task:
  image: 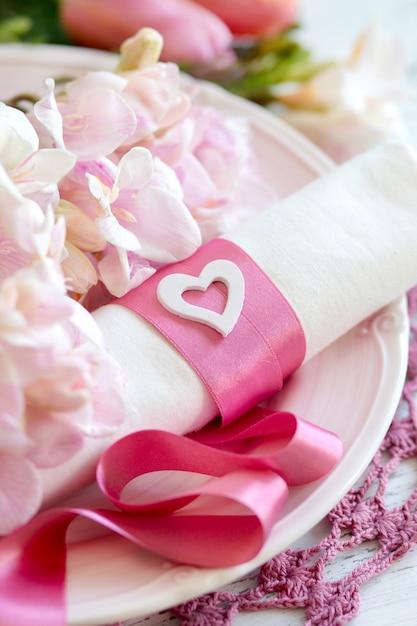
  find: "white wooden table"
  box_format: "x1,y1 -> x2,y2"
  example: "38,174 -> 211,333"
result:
124,2 -> 417,624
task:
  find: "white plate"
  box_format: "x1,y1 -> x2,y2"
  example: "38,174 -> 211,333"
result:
0,44 -> 409,626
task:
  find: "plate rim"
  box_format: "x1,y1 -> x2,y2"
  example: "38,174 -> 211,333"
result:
0,43 -> 409,626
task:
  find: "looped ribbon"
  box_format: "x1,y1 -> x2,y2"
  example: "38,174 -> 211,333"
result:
0,407 -> 342,626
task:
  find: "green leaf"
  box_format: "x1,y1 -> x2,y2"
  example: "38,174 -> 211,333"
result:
0,0 -> 71,44
184,27 -> 332,105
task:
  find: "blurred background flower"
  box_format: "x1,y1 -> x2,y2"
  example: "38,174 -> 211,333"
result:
274,21 -> 412,162
60,0 -> 233,64
59,0 -> 298,64
0,0 -> 297,63
0,1 -> 413,168
0,0 -> 414,222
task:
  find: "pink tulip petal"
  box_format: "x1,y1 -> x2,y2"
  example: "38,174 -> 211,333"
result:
60,0 -> 232,63
194,0 -> 297,37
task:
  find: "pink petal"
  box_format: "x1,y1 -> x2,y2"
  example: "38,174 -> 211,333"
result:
194,0 -> 297,37
33,78 -> 65,149
98,246 -> 155,296
20,149 -> 76,187
62,88 -> 137,160
60,0 -> 232,63
173,152 -> 217,209
25,407 -> 84,468
131,185 -> 201,262
61,242 -> 98,295
0,165 -> 45,253
88,353 -> 127,435
0,454 -> 42,534
115,147 -> 154,190
65,70 -> 128,99
0,227 -> 32,281
96,211 -> 142,251
0,353 -> 25,430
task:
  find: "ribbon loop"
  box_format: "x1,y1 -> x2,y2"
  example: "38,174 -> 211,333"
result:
0,409 -> 342,626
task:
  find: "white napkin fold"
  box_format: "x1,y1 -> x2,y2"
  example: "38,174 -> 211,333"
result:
41,140 -> 417,506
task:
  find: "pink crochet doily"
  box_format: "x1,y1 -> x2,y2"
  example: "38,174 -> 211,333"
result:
112,286 -> 417,626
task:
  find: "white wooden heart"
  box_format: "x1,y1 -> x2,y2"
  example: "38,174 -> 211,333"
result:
156,259 -> 245,336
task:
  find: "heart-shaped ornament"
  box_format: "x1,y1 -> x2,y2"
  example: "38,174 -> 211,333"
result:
156,259 -> 245,336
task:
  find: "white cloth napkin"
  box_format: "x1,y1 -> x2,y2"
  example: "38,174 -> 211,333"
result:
40,140 -> 417,505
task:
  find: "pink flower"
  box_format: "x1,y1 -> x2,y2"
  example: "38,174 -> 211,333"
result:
0,258 -> 126,533
60,0 -> 233,64
278,22 -> 411,162
117,58 -> 191,149
0,104 -> 74,284
83,146 -> 202,295
0,167 -> 45,255
33,75 -> 137,161
0,227 -> 32,282
152,104 -> 277,240
0,103 -> 75,253
192,0 -> 297,38
0,29 -> 279,534
60,0 -> 299,63
0,169 -> 65,275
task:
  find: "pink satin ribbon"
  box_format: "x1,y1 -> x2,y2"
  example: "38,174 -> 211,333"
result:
117,238 -> 306,424
0,408 -> 342,626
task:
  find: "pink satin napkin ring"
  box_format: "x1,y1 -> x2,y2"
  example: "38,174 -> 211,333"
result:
117,238 -> 306,423
0,239 -> 343,626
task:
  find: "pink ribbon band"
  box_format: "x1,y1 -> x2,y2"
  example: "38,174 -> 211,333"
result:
117,238 -> 306,424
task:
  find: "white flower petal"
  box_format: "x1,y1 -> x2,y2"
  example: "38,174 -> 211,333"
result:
115,146 -> 154,189
23,148 -> 76,186
135,186 -> 201,262
0,103 -> 39,169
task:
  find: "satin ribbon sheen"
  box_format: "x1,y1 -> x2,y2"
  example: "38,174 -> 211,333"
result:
116,238 -> 306,423
0,408 -> 342,626
0,240 -> 343,625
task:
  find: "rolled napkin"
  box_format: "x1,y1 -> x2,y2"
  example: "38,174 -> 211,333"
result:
40,139 -> 417,505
